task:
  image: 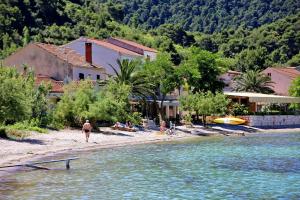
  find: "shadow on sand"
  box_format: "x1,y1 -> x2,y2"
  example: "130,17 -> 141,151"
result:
0,137 -> 46,145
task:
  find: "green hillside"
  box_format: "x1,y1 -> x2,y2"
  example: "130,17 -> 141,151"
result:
1,0 -> 300,70
109,0 -> 300,33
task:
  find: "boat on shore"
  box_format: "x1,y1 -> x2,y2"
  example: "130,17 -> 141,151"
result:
213,117 -> 246,125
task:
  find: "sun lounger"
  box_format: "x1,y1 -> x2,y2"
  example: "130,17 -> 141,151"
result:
111,125 -> 137,132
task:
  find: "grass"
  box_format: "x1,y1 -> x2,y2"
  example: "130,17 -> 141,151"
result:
0,121 -> 48,140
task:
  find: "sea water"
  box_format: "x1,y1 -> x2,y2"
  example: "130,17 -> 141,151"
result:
1,133 -> 300,200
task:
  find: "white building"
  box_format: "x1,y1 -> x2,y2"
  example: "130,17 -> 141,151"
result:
64,37 -> 157,76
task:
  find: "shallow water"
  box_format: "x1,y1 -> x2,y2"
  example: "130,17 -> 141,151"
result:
1,133 -> 300,200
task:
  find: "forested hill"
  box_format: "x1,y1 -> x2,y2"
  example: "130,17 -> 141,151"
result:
1,0 -> 300,69
108,0 -> 300,33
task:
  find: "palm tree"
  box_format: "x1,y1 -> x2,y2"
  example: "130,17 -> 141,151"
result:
108,59 -> 155,98
233,70 -> 274,94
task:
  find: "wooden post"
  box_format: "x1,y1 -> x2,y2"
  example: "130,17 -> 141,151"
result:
0,157 -> 78,170
66,159 -> 70,169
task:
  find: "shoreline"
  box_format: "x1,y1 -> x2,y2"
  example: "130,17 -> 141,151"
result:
0,128 -> 200,177
1,127 -> 300,177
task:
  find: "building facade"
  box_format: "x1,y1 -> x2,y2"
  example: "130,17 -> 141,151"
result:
262,67 -> 300,96
3,43 -> 106,82
64,37 -> 157,76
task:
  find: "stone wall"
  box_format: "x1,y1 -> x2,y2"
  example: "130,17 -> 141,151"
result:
247,115 -> 300,127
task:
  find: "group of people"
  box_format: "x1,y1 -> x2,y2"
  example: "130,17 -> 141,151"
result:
160,120 -> 176,135
114,121 -> 133,128
82,119 -> 176,142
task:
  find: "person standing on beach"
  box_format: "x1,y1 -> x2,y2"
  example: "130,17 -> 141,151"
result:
82,120 -> 92,142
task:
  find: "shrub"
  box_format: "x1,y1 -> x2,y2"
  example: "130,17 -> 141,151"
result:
8,121 -> 48,133
0,67 -> 34,124
230,103 -> 249,116
127,112 -> 142,125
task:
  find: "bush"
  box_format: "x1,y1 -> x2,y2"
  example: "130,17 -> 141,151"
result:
8,121 -> 48,133
53,80 -> 136,128
127,112 -> 142,125
230,103 -> 249,116
0,67 -> 34,124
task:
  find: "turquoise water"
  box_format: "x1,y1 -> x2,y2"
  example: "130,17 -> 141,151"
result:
1,133 -> 300,200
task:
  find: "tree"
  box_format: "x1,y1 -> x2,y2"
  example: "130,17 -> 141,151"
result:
53,80 -> 135,127
236,47 -> 268,72
109,59 -> 155,98
22,26 -> 30,46
179,91 -> 229,127
288,77 -> 300,110
287,53 -> 300,67
143,53 -> 180,120
233,70 -> 274,94
89,81 -> 131,123
0,67 -> 34,124
156,24 -> 195,47
180,47 -> 225,93
32,82 -> 51,126
53,80 -> 96,127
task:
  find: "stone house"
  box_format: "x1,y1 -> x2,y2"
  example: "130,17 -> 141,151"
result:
2,43 -> 106,82
2,42 -> 106,97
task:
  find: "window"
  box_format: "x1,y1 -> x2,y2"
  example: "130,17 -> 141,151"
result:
96,75 -> 100,80
79,73 -> 84,80
267,73 -> 271,77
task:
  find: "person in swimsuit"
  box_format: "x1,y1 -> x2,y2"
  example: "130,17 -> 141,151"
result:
82,120 -> 92,142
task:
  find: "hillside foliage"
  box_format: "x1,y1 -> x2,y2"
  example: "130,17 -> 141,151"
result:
111,0 -> 300,33
1,0 -> 299,71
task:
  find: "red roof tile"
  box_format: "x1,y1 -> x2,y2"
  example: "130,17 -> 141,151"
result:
270,67 -> 300,79
109,37 -> 158,53
35,43 -> 104,69
84,38 -> 141,56
35,76 -> 64,93
35,76 -> 100,94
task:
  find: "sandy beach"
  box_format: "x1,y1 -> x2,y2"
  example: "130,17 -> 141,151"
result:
0,128 -> 198,170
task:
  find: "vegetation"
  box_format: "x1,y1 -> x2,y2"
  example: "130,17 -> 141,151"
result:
233,70 -> 274,94
1,1 -> 300,71
230,103 -> 249,116
0,67 -> 36,124
109,59 -> 155,98
179,92 -> 229,127
179,47 -> 227,93
0,67 -> 49,138
143,53 -> 181,120
52,79 -> 140,128
0,0 -> 299,134
289,77 -> 300,109
116,0 -> 300,33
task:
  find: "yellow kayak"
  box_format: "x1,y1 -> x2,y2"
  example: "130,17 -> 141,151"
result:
213,117 -> 246,125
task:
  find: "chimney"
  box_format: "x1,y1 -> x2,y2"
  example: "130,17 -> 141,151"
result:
85,42 -> 92,63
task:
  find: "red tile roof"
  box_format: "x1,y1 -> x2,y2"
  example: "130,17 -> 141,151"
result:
35,43 -> 104,69
110,37 -> 158,53
270,67 -> 300,79
84,38 -> 141,56
35,76 -> 100,94
35,76 -> 64,93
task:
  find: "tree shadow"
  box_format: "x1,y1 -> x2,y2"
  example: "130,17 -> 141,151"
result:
1,137 -> 46,145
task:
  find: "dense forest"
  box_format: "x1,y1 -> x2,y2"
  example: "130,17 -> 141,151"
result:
109,0 -> 300,33
1,0 -> 300,71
